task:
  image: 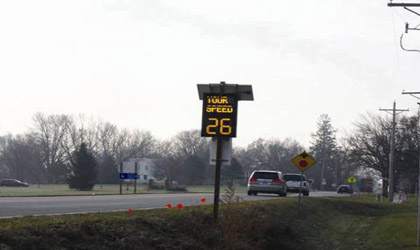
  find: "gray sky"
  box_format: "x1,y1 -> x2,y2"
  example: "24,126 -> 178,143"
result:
0,0 -> 419,147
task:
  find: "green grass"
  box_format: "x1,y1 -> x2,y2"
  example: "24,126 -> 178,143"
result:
312,195 -> 419,250
0,184 -> 168,197
0,184 -> 247,197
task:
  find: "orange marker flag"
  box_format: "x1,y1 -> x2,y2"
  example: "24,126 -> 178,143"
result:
128,208 -> 134,216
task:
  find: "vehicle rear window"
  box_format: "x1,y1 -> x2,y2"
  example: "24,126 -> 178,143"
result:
251,172 -> 279,179
284,175 -> 306,181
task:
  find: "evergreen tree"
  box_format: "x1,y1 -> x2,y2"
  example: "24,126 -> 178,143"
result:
67,143 -> 97,191
308,114 -> 338,190
182,155 -> 206,185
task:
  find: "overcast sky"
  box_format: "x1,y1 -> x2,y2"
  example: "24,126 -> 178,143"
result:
0,0 -> 420,148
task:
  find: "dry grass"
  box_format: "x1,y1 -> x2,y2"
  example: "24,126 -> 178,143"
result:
0,195 -> 417,249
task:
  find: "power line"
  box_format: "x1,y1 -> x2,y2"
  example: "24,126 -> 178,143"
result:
400,33 -> 420,52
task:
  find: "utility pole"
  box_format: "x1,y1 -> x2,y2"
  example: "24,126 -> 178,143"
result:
388,2 -> 420,7
387,2 -> 420,16
380,101 -> 409,203
387,2 -> 420,52
386,2 -> 420,242
402,91 -> 420,246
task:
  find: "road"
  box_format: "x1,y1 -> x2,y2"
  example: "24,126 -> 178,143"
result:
0,191 -> 346,218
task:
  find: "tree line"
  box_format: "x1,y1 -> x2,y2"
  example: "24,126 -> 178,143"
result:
0,112 -> 418,195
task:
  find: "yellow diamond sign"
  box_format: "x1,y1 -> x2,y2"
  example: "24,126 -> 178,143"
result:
291,151 -> 316,172
347,177 -> 357,184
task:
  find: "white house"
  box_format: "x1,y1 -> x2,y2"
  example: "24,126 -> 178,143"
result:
121,158 -> 156,184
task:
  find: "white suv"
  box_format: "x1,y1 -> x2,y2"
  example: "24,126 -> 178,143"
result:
283,173 -> 310,196
247,170 -> 287,197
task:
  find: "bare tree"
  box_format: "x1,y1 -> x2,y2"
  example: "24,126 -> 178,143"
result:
238,138 -> 304,175
0,134 -> 44,184
347,113 -> 420,194
62,114 -> 101,161
162,130 -> 210,184
31,113 -> 73,183
346,113 -> 391,195
172,130 -> 209,158
119,129 -> 156,160
97,122 -> 122,158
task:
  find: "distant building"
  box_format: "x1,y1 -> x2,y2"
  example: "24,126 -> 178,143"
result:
121,158 -> 156,184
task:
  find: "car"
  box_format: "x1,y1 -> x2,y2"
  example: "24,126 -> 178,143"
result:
0,179 -> 29,187
283,173 -> 310,196
247,170 -> 287,197
337,185 -> 353,194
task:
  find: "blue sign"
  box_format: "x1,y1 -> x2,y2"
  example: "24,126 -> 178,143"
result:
119,173 -> 139,180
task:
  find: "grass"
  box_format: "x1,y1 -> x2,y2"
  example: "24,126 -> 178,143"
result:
0,184 -> 248,197
0,194 -> 419,249
312,195 -> 419,250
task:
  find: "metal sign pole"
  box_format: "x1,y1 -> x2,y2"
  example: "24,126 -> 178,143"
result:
119,162 -> 123,195
298,171 -> 304,209
213,138 -> 223,221
213,83 -> 226,221
134,162 -> 138,194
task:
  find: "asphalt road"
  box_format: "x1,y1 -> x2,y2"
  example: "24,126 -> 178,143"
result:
0,191 -> 346,218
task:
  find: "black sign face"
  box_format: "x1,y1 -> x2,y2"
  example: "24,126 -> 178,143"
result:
201,93 -> 238,138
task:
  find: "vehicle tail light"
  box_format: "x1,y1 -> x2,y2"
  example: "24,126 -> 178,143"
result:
272,179 -> 282,183
249,177 -> 257,182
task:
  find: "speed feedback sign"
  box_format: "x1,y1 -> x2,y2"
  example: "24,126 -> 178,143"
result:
201,93 -> 238,138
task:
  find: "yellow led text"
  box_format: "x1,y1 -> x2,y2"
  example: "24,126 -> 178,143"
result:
206,105 -> 233,113
207,96 -> 229,104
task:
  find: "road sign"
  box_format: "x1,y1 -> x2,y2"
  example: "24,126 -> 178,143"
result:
347,176 -> 357,184
198,82 -> 254,221
119,173 -> 139,180
210,138 -> 232,166
201,93 -> 238,138
291,151 -> 316,172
